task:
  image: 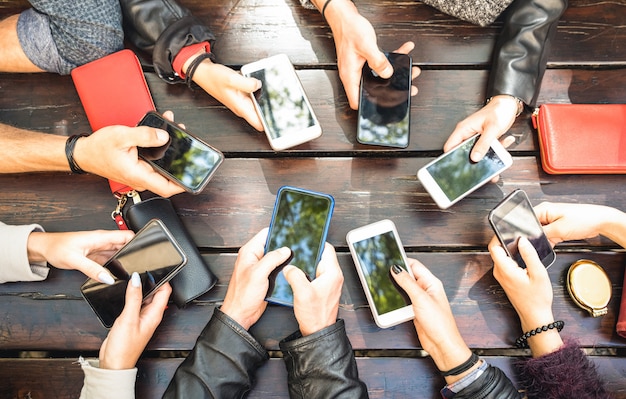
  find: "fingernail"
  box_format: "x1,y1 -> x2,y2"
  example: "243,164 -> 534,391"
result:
380,65 -> 393,78
278,247 -> 291,256
156,129 -> 169,142
470,151 -> 483,162
254,79 -> 262,90
391,264 -> 404,274
98,271 -> 115,285
131,272 -> 141,288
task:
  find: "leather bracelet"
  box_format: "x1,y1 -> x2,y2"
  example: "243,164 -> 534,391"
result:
321,0 -> 334,19
515,320 -> 564,348
185,52 -> 215,89
65,134 -> 88,174
440,352 -> 480,377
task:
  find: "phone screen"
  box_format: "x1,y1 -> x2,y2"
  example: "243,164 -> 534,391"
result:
425,135 -> 508,202
351,231 -> 410,315
247,57 -> 316,140
489,189 -> 555,268
81,219 -> 187,328
138,112 -> 224,193
357,52 -> 411,148
265,186 -> 334,305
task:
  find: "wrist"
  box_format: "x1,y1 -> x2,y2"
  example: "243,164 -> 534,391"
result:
26,232 -> 48,263
319,0 -> 357,26
486,94 -> 524,117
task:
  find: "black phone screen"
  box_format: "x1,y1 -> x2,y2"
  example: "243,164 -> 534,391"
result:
81,219 -> 186,328
352,231 -> 410,315
265,186 -> 334,305
489,190 -> 555,268
138,112 -> 223,193
357,52 -> 411,148
426,135 -> 508,202
248,59 -> 316,140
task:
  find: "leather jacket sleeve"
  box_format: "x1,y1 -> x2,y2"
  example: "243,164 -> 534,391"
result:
279,319 -> 369,399
454,363 -> 523,399
161,308 -> 269,399
486,0 -> 568,107
118,0 -> 215,83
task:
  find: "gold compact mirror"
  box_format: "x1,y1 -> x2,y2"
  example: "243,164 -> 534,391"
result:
567,260 -> 612,317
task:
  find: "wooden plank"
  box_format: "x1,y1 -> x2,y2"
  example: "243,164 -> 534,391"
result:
0,355 -> 624,399
1,157 -> 625,249
1,252 -> 623,351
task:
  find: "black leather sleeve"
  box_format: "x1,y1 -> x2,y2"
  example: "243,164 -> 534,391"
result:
162,308 -> 268,398
119,0 -> 216,83
454,364 -> 523,399
279,320 -> 369,399
486,0 -> 568,107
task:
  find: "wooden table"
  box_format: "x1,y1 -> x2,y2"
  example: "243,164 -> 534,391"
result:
1,0 -> 625,397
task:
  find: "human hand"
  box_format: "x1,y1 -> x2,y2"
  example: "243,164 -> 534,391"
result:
99,273 -> 171,370
489,236 -> 563,356
444,95 -> 519,162
534,202 -> 626,247
221,228 -> 292,330
186,56 -> 264,131
390,260 -> 472,376
283,243 -> 343,336
73,111 -> 185,197
27,229 -> 134,284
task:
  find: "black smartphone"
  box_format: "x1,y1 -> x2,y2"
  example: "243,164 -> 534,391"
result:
80,219 -> 187,328
264,186 -> 335,306
357,52 -> 412,148
489,189 -> 556,269
137,111 -> 224,194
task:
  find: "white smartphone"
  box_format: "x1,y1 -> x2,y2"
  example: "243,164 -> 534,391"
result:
346,219 -> 414,329
417,134 -> 513,209
241,54 -> 322,150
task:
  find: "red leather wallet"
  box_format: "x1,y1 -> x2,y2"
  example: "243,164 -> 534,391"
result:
71,49 -> 157,196
618,270 -> 626,338
532,104 -> 626,174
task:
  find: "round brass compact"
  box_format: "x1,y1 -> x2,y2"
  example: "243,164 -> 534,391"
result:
566,260 -> 612,317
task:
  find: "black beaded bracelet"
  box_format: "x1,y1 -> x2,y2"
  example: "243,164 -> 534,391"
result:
515,320 -> 564,348
440,352 -> 480,377
65,134 -> 88,174
185,51 -> 216,89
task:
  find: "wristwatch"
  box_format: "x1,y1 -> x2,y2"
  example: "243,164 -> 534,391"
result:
567,260 -> 612,317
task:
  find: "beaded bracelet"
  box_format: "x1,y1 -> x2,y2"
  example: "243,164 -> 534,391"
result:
515,320 -> 564,348
440,352 -> 480,377
65,134 -> 88,174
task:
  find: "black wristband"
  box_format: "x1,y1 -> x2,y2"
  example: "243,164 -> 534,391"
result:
185,52 -> 215,89
515,320 -> 564,348
321,0 -> 334,19
440,352 -> 480,377
65,134 -> 88,174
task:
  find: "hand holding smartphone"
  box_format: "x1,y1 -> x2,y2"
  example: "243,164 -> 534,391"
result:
347,219 -> 414,328
357,52 -> 412,148
241,54 -> 322,150
264,186 -> 334,306
137,111 -> 224,194
489,189 -> 556,268
417,134 -> 513,209
81,219 -> 187,328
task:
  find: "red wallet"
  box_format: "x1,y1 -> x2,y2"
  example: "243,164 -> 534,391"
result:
618,270 -> 626,339
533,104 -> 626,174
71,49 -> 157,196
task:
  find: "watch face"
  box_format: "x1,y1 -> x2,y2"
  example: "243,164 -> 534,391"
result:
567,260 -> 612,317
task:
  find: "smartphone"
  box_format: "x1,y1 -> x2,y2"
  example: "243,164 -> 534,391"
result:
81,219 -> 187,328
137,111 -> 224,194
489,189 -> 556,269
241,54 -> 322,151
346,219 -> 414,328
264,186 -> 335,306
357,52 -> 412,148
417,134 -> 513,209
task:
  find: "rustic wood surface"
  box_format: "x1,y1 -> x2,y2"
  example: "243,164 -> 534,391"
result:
1,0 -> 625,397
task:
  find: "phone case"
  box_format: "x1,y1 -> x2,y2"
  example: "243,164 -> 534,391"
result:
124,197 -> 218,308
71,49 -> 157,194
533,104 -> 626,174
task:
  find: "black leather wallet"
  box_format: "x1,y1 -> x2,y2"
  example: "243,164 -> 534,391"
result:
124,196 -> 217,308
